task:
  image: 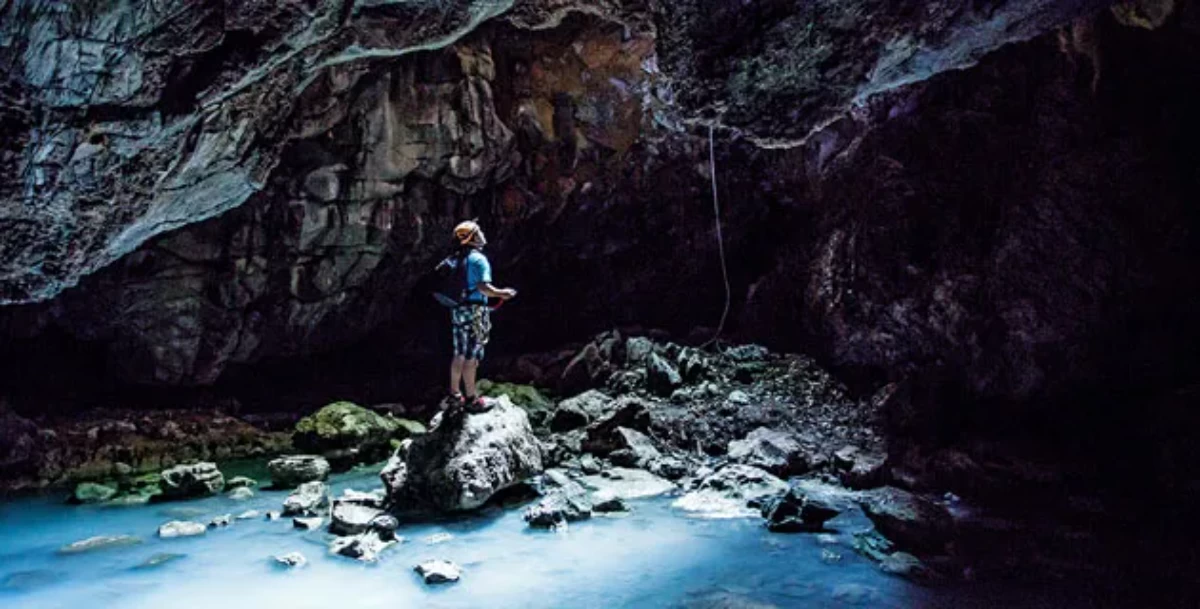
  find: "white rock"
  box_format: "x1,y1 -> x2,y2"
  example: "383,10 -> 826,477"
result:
274,552 -> 307,568
158,521 -> 207,538
414,559 -> 461,584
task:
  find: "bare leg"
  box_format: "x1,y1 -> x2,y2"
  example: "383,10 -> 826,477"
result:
450,355 -> 466,396
463,359 -> 480,398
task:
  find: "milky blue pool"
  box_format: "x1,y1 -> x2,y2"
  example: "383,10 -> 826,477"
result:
0,466 -> 1102,609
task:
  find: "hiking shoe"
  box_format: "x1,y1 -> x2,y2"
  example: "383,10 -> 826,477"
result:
463,395 -> 492,414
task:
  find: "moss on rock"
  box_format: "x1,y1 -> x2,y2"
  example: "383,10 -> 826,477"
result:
294,401 -> 424,467
477,380 -> 554,427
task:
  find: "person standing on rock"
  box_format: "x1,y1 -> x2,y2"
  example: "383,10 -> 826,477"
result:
440,221 -> 517,414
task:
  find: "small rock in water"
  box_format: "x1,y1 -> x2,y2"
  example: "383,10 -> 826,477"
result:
423,533 -> 454,545
369,514 -> 401,540
160,462 -> 225,500
58,535 -> 143,554
282,481 -> 329,516
592,491 -> 628,513
672,465 -> 787,518
227,487 -> 255,501
329,501 -> 384,536
226,476 -> 258,490
135,553 -> 185,569
69,482 -> 118,504
208,514 -> 233,528
274,552 -> 307,568
293,516 -> 323,530
265,511 -> 282,521
414,559 -> 461,584
158,521 -> 207,539
760,488 -> 840,533
267,455 -> 331,489
236,510 -> 260,520
329,531 -> 395,562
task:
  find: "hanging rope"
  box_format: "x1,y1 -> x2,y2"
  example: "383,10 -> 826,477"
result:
701,123 -> 731,350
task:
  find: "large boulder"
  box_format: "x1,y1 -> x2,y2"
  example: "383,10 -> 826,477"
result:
859,487 -> 955,554
294,401 -> 420,467
727,427 -> 811,478
384,396 -> 543,512
267,455 -> 330,489
159,462 -> 224,500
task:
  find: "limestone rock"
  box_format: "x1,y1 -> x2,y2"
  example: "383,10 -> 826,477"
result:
227,487 -> 254,501
293,517 -> 324,530
226,476 -> 258,490
645,352 -> 683,396
329,531 -> 395,562
672,464 -> 787,518
415,560 -> 462,584
274,552 -> 308,568
579,467 -> 675,500
160,463 -> 224,500
282,481 -> 329,517
329,501 -> 385,536
208,514 -> 233,528
605,428 -> 661,468
549,390 -> 613,432
860,487 -> 954,554
761,487 -> 841,533
57,535 -> 142,554
69,482 -> 118,505
294,401 -> 417,467
728,428 -> 811,478
268,455 -> 330,489
385,396 -> 543,512
158,521 -> 207,539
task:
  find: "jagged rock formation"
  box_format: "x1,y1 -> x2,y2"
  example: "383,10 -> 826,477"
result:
0,0 -> 1113,388
2,0 -> 1200,546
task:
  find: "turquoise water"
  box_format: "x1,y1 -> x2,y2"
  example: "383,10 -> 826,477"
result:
0,468 -> 1096,609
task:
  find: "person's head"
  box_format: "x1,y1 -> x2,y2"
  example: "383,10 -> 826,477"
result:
453,220 -> 487,248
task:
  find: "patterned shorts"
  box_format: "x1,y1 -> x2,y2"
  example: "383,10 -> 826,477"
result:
451,304 -> 491,361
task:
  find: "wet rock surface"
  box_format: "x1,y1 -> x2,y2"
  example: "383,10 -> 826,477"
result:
415,559 -> 462,585
293,401 -> 422,468
282,481 -> 329,517
159,462 -> 224,501
385,396 -> 543,513
157,521 -> 206,539
268,455 -> 330,490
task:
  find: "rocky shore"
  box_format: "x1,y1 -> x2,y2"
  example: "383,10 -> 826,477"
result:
3,332 -> 1158,586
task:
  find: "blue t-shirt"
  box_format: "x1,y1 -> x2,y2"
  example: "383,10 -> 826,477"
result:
463,249 -> 492,304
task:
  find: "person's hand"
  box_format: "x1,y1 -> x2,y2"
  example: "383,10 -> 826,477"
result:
500,288 -> 518,300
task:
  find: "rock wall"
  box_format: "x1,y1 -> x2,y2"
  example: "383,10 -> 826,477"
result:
3,0 -> 1197,436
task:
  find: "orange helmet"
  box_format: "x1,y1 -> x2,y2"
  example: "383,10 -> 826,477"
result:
454,220 -> 481,245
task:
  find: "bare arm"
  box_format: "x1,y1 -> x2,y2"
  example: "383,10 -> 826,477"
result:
477,282 -> 517,300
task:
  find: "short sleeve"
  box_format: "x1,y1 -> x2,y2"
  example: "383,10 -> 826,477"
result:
469,251 -> 492,287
